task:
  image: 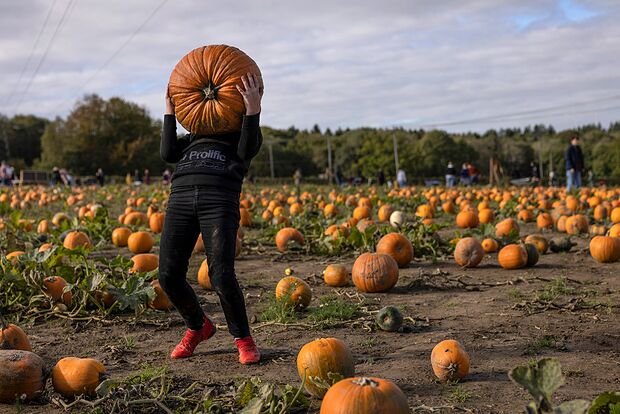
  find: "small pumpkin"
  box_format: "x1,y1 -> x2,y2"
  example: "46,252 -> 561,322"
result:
111,227 -> 132,247
275,227 -> 305,252
351,252 -> 399,293
609,223 -> 620,238
389,211 -> 405,228
498,244 -> 528,270
375,306 -> 403,332
478,208 -> 495,224
149,280 -> 173,310
589,236 -> 620,263
524,234 -> 548,254
275,276 -> 312,309
296,338 -> 355,398
148,212 -> 165,233
239,208 -> 253,227
431,339 -> 470,382
127,231 -> 154,254
0,350 -> 46,403
323,264 -> 349,287
52,357 -> 106,397
0,315 -> 32,352
43,276 -> 72,306
565,214 -> 588,235
454,237 -> 484,268
536,213 -> 554,230
549,237 -> 576,253
481,238 -> 499,253
375,233 -> 414,268
495,218 -> 519,238
455,211 -> 479,229
63,231 -> 92,250
130,253 -> 159,273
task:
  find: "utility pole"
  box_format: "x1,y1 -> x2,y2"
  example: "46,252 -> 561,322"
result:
268,142 -> 275,179
327,136 -> 333,184
392,135 -> 399,173
1,124 -> 10,160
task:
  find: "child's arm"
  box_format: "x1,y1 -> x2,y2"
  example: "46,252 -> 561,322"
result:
160,115 -> 189,163
237,114 -> 262,160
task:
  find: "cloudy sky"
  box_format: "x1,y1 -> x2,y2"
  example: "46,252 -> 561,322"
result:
0,0 -> 618,133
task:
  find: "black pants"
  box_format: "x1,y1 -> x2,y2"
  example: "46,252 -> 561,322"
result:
158,185 -> 250,338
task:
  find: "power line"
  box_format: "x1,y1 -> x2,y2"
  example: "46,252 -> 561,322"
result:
3,0 -> 58,106
14,0 -> 75,112
60,0 -> 169,111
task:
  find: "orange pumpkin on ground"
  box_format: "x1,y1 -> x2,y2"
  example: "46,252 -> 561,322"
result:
296,338 -> 355,398
454,237 -> 485,267
111,227 -> 132,247
565,214 -> 588,235
149,280 -> 173,310
43,276 -> 72,305
275,276 -> 312,309
375,233 -> 414,268
536,213 -> 553,230
351,253 -> 399,293
0,350 -> 46,403
481,238 -> 499,253
127,231 -> 154,254
168,45 -> 262,135
197,258 -> 211,290
323,264 -> 349,287
275,227 -> 305,252
149,212 -> 165,233
130,253 -> 159,273
455,211 -> 479,229
495,218 -> 519,238
524,234 -> 549,254
320,377 -> 409,414
0,315 -> 32,352
63,231 -> 92,250
589,236 -> 620,263
52,357 -> 106,397
498,244 -> 528,269
431,339 -> 470,381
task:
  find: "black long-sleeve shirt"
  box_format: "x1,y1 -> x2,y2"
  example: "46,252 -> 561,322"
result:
564,144 -> 584,172
161,114 -> 262,191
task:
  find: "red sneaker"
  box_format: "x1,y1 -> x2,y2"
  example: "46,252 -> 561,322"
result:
235,336 -> 261,364
171,317 -> 216,359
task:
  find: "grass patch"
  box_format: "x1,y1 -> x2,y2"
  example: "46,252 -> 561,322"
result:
259,293 -> 298,324
536,277 -> 598,302
507,287 -> 525,301
308,296 -> 360,325
524,335 -> 555,356
360,337 -> 377,349
127,363 -> 169,384
449,385 -> 472,403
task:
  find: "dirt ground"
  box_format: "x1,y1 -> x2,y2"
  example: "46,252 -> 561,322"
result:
3,223 -> 620,413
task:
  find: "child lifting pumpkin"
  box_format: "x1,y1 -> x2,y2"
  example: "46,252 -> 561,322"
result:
158,45 -> 263,363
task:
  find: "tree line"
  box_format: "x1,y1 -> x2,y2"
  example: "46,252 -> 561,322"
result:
1,94 -> 619,182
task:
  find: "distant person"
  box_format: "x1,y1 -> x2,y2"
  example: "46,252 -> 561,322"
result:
467,163 -> 479,185
51,167 -> 62,185
293,169 -> 302,186
377,169 -> 386,186
445,161 -> 456,187
144,169 -> 151,185
530,162 -> 540,183
4,163 -> 14,186
565,135 -> 584,192
133,169 -> 142,185
162,169 -> 171,185
549,170 -> 559,187
587,169 -> 595,187
125,172 -> 132,185
96,168 -> 105,186
396,169 -> 407,187
459,163 -> 470,185
335,166 -> 344,186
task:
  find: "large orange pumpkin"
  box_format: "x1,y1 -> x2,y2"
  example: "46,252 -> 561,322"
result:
431,339 -> 470,382
275,227 -> 305,252
454,237 -> 485,267
149,280 -> 173,310
127,231 -> 154,254
111,227 -> 132,247
52,357 -> 106,397
455,211 -> 479,228
148,212 -> 165,233
536,213 -> 553,230
495,218 -> 520,238
130,253 -> 159,273
0,350 -> 46,403
320,377 -> 409,414
63,231 -> 92,250
197,258 -> 211,290
351,253 -> 399,293
168,45 -> 262,135
565,214 -> 588,235
375,233 -> 413,268
589,236 -> 620,263
498,244 -> 528,269
296,338 -> 355,398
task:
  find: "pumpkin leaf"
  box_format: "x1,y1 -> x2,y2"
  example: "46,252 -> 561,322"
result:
95,378 -> 119,397
589,392 -> 620,414
509,358 -> 564,409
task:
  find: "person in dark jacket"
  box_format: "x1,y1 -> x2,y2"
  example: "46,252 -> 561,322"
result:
445,162 -> 456,187
158,73 -> 263,364
565,136 -> 584,192
95,168 -> 105,186
377,169 -> 386,186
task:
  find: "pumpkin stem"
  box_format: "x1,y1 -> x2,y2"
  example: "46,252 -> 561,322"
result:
351,377 -> 379,387
202,81 -> 220,101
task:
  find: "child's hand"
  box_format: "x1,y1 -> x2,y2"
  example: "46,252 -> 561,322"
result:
236,73 -> 263,115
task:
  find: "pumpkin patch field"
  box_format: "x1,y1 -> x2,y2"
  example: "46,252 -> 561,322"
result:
0,183 -> 619,413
